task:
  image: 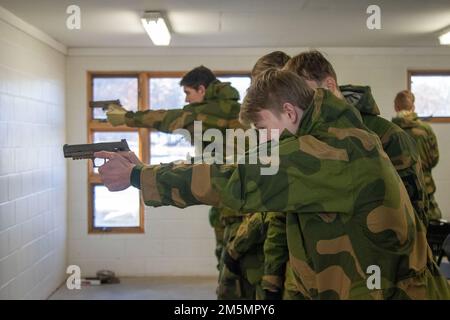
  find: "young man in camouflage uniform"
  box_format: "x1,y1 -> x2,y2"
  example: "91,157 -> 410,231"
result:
280,51 -> 432,299
392,90 -> 442,220
105,66 -> 247,298
227,52 -> 432,299
283,51 -> 429,228
97,69 -> 450,299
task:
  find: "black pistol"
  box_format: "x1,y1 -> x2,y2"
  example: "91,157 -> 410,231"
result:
63,139 -> 130,167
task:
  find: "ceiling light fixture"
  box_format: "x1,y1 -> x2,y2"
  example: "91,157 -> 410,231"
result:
438,27 -> 450,45
141,11 -> 171,46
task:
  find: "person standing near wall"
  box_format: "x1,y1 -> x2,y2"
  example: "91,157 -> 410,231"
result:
392,90 -> 442,221
283,51 -> 429,228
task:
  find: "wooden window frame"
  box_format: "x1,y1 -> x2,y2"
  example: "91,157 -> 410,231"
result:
407,70 -> 450,123
87,71 -> 146,234
87,70 -> 250,234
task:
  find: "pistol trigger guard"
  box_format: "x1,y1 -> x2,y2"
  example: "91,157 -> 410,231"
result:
92,158 -> 98,168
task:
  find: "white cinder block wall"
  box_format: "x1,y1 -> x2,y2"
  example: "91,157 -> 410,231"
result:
66,48 -> 450,278
0,16 -> 66,298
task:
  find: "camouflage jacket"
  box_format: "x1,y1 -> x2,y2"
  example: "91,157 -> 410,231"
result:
392,112 -> 439,196
226,212 -> 267,285
340,85 -> 429,227
226,210 -> 289,293
261,213 -> 288,293
124,80 -> 244,137
132,89 -> 449,299
225,212 -> 289,290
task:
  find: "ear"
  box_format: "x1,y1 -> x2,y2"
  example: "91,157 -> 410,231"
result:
282,102 -> 298,123
324,76 -> 338,92
197,85 -> 206,95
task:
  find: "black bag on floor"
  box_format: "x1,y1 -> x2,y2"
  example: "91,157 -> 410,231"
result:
427,219 -> 450,264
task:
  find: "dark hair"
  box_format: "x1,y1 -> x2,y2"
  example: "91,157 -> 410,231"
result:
240,68 -> 314,126
283,50 -> 337,83
180,66 -> 216,89
251,51 -> 291,79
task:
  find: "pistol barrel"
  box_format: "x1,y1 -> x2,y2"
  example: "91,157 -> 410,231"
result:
89,99 -> 122,109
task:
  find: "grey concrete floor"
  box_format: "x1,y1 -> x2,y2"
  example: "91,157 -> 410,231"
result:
49,276 -> 218,300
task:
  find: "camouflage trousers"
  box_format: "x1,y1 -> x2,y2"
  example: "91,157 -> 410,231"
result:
217,217 -> 255,300
240,244 -> 265,300
209,207 -> 225,270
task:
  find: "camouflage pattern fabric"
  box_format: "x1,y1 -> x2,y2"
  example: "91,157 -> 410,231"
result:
216,217 -> 254,300
392,111 -> 442,220
283,262 -> 307,300
226,212 -> 267,299
261,212 -> 289,297
217,207 -> 249,300
341,85 -> 430,227
209,207 -> 225,270
124,80 -> 244,136
134,88 -> 450,299
257,85 -> 432,300
224,212 -> 289,300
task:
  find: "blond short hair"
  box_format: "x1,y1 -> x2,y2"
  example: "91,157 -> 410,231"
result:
240,68 -> 314,126
394,90 -> 415,111
283,50 -> 337,83
251,51 -> 291,80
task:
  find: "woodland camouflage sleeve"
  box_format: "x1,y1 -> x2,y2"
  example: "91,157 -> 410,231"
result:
135,132 -> 357,214
124,108 -> 194,133
227,213 -> 267,260
261,212 -> 289,293
124,100 -> 244,132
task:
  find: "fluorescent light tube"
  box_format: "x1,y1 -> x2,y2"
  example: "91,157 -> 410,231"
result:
439,30 -> 450,45
141,12 -> 171,46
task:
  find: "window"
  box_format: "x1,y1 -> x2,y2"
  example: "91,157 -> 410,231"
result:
217,76 -> 251,103
148,73 -> 251,165
88,73 -> 144,233
408,71 -> 450,122
93,185 -> 141,228
149,76 -> 195,164
88,71 -> 250,233
92,77 -> 138,120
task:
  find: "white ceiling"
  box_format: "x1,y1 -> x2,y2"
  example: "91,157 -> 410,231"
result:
1,0 -> 450,48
